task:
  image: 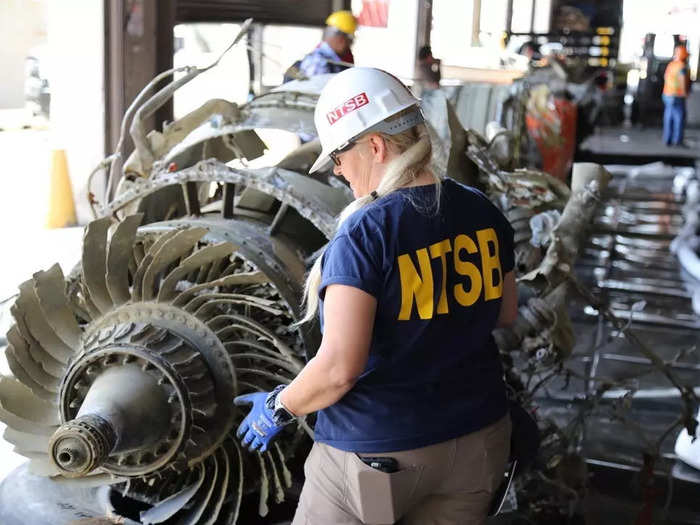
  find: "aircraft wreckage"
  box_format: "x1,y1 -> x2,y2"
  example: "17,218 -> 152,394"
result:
1,23 -> 699,525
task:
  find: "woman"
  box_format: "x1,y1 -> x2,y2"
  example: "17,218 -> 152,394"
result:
235,67 -> 517,525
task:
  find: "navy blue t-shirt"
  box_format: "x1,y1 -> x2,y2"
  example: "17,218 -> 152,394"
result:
315,178 -> 514,453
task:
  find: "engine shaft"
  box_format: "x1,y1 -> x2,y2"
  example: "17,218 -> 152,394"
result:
50,364 -> 171,476
49,415 -> 116,477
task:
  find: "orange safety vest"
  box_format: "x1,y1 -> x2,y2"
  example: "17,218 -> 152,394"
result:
663,59 -> 690,97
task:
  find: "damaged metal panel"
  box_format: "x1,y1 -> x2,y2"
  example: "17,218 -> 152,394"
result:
107,163 -> 350,240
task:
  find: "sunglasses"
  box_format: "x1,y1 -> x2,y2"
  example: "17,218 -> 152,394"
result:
329,139 -> 365,166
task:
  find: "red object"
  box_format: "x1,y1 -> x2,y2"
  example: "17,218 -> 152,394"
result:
168,162 -> 178,172
525,98 -> 577,181
339,49 -> 355,64
326,92 -> 370,125
356,0 -> 390,27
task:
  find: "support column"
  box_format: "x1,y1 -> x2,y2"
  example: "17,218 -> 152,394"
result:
505,0 -> 513,43
155,0 -> 176,128
472,0 -> 482,46
104,0 -> 124,157
104,0 -> 174,170
414,0 -> 433,77
416,0 -> 433,50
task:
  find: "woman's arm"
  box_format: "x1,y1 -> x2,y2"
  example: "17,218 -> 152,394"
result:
280,284 -> 377,416
496,270 -> 517,328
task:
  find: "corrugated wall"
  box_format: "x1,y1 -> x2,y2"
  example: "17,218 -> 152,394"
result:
430,83 -> 512,135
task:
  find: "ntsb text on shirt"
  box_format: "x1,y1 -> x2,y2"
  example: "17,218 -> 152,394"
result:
397,228 -> 503,320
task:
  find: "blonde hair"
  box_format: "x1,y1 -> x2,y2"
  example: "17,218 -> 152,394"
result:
298,114 -> 440,325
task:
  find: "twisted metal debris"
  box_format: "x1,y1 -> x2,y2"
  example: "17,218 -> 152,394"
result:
440,96 -> 700,520
0,57 -> 613,523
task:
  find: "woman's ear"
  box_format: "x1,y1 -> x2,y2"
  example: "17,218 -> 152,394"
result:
367,134 -> 388,163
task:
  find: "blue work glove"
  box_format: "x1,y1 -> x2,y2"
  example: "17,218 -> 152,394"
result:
234,386 -> 293,452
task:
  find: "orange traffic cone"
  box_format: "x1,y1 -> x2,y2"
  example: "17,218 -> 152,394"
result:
46,149 -> 77,228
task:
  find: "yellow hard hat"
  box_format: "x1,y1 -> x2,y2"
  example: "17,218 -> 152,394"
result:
326,10 -> 357,36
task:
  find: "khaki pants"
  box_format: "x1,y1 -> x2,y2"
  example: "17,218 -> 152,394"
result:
292,415 -> 511,525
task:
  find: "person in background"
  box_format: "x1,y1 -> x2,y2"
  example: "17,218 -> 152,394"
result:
518,40 -> 541,63
663,44 -> 691,147
283,10 -> 357,82
234,67 -> 517,525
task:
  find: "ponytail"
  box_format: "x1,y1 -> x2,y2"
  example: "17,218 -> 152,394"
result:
297,119 -> 440,325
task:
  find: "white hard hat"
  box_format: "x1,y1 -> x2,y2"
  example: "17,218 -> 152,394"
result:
309,67 -> 423,173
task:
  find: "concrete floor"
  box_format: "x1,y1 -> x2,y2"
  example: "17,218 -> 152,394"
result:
580,126 -> 700,163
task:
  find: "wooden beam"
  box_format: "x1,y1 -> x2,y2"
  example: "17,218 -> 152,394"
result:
104,0 -> 125,155
155,0 -> 175,128
104,0 -> 174,196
